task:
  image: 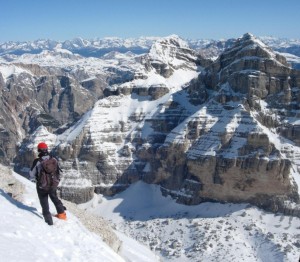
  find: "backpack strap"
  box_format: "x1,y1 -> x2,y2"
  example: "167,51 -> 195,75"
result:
49,154 -> 63,173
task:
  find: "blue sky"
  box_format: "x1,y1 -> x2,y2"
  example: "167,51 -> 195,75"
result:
1,0 -> 300,42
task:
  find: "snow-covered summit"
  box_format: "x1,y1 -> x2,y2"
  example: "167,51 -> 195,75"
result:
62,37 -> 90,49
149,35 -> 192,65
19,49 -> 81,63
222,32 -> 278,59
238,32 -> 274,51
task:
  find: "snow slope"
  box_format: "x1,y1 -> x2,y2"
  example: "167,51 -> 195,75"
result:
80,181 -> 300,262
0,167 -> 159,262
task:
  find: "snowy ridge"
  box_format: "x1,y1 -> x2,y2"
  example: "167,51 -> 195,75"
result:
149,35 -> 191,66
0,165 -> 159,262
0,63 -> 33,80
0,51 -> 140,81
0,168 -> 123,262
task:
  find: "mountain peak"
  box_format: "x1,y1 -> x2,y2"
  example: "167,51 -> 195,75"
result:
149,35 -> 190,59
219,32 -> 282,65
156,34 -> 188,49
236,32 -> 269,51
147,35 -> 196,76
241,32 -> 255,40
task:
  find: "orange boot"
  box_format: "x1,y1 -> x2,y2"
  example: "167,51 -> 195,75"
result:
55,212 -> 67,220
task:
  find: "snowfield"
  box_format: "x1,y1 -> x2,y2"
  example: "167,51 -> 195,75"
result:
80,181 -> 300,262
0,165 -> 159,262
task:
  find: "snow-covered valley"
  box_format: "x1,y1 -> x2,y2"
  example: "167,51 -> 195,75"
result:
80,181 -> 300,262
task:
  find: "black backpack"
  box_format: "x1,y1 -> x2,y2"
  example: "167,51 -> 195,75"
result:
37,156 -> 60,191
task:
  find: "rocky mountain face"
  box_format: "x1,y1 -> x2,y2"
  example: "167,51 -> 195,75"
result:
145,34 -> 300,212
1,33 -> 300,217
0,63 -> 97,165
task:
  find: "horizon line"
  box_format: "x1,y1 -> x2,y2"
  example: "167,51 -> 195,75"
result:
1,33 -> 300,44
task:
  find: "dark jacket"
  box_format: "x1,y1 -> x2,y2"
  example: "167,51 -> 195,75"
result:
29,151 -> 60,181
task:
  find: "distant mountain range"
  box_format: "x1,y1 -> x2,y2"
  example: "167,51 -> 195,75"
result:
1,35 -> 300,59
0,37 -> 158,57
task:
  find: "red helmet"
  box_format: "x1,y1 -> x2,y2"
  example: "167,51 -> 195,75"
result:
37,142 -> 48,150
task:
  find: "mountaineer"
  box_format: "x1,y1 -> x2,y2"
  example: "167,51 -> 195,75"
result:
29,142 -> 66,225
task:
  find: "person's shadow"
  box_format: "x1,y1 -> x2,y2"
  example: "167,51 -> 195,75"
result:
0,188 -> 43,219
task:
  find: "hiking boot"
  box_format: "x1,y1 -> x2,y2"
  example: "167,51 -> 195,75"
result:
44,214 -> 53,225
55,212 -> 67,220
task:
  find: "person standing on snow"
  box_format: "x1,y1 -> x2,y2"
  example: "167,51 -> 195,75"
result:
29,142 -> 67,225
